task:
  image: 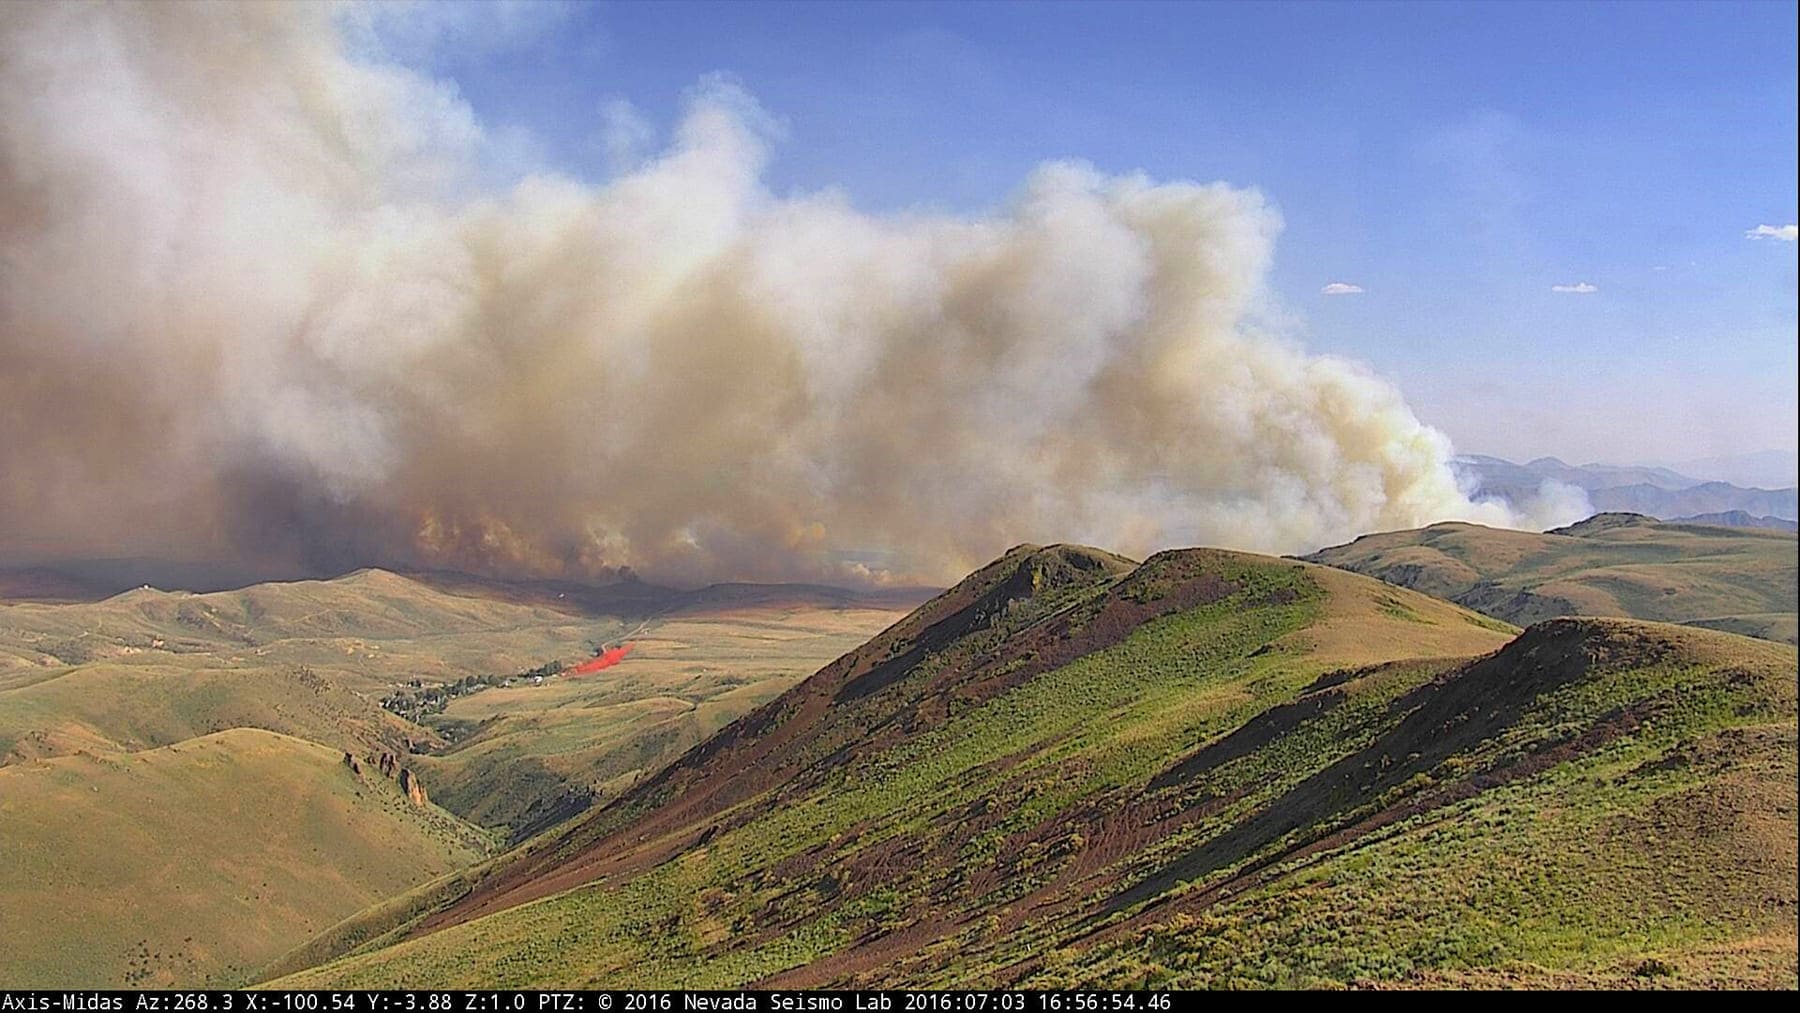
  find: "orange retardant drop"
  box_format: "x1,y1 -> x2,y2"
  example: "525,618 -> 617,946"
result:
568,643 -> 633,676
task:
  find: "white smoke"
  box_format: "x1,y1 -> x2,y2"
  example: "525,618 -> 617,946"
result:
1514,480 -> 1596,530
0,2 -> 1531,586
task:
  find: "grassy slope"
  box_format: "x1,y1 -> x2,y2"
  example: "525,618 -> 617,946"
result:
412,602 -> 907,839
282,546 -> 1684,989
1041,620 -> 1796,989
0,569 -> 612,698
0,570 -> 912,987
0,571 -> 911,836
0,729 -> 490,988
0,658 -> 419,766
0,570 -> 603,764
1302,514 -> 1798,644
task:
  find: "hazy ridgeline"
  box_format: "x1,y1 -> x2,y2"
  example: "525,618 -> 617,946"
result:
0,3 -> 1569,589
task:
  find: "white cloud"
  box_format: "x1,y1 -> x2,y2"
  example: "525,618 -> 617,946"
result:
1746,224 -> 1798,241
598,98 -> 656,173
1320,282 -> 1364,295
1550,282 -> 1598,294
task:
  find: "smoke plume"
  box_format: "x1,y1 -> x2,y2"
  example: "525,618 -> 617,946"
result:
1,3 -> 1547,587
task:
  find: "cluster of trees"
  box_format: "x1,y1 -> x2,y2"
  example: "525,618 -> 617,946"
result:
379,660 -> 566,723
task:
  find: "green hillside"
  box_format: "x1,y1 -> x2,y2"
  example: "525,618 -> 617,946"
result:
0,729 -> 491,987
1035,618 -> 1797,988
1302,513 -> 1798,644
268,545 -> 1794,989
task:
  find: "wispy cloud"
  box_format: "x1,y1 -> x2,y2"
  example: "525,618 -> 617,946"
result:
1320,282 -> 1364,295
1746,224 -> 1798,241
1550,282 -> 1597,294
598,97 -> 656,173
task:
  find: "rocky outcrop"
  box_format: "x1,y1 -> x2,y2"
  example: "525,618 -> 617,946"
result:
355,749 -> 426,806
399,767 -> 428,807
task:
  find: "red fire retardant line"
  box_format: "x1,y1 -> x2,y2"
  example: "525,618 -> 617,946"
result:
568,643 -> 633,675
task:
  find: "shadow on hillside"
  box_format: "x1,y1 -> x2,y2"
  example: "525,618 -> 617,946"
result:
1107,620 -> 1662,915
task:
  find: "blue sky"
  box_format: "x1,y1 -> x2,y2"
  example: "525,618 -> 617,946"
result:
390,0 -> 1797,468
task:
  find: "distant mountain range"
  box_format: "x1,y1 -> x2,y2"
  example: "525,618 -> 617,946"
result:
1455,454 -> 1798,525
1669,510 -> 1798,533
1664,449 -> 1799,491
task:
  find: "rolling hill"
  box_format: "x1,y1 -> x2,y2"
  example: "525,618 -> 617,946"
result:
269,543 -> 1795,988
1302,513 -> 1798,645
0,570 -> 615,773
408,598 -> 919,840
0,568 -> 914,987
0,570 -> 915,827
0,728 -> 491,987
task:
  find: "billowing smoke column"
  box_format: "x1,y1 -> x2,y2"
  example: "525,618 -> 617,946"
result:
0,3 -> 1545,587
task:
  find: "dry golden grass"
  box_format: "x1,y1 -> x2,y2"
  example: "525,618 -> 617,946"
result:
1305,516 -> 1797,642
0,569 -> 914,985
1283,560 -> 1517,665
0,729 -> 489,988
